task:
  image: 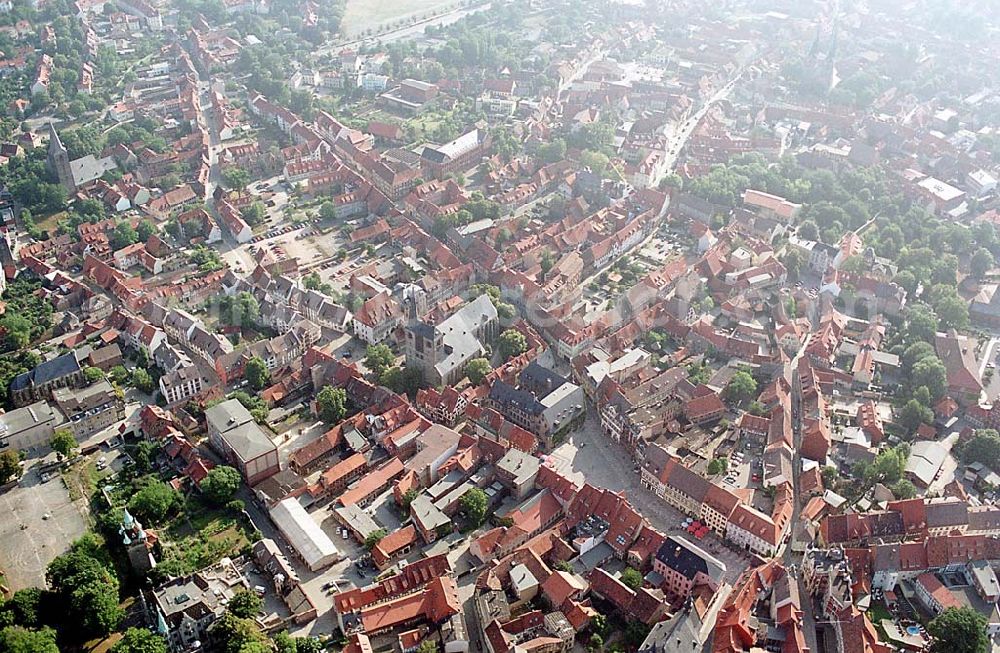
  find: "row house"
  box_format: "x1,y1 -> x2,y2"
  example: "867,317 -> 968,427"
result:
642,449 -> 790,557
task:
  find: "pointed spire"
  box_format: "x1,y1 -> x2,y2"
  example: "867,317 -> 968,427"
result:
47,122 -> 64,154
122,506 -> 135,528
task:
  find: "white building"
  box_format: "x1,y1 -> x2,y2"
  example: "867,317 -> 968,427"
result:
269,498 -> 341,571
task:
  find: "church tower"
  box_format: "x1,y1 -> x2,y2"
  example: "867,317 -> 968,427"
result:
47,123 -> 74,192
120,507 -> 156,574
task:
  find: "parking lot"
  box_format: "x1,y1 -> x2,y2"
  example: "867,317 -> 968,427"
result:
0,468 -> 88,590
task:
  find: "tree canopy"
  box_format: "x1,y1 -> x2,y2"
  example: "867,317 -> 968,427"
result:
0,450 -> 23,485
724,371 -> 758,404
110,628 -> 168,653
958,429 -> 1000,473
46,546 -> 123,638
466,358 -> 492,385
459,488 -> 488,526
316,385 -> 347,423
498,329 -> 528,361
49,429 -> 76,458
199,466 -> 242,505
364,344 -> 395,378
928,607 -> 989,653
245,356 -> 270,391
227,590 -> 263,619
127,478 -> 178,524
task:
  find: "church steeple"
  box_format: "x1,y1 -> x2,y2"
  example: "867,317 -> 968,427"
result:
47,123 -> 74,192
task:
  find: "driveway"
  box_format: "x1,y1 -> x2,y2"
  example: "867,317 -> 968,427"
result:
0,469 -> 88,590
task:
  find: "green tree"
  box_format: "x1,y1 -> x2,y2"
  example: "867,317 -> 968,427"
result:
218,292 -> 260,328
302,273 -> 333,296
109,221 -> 138,251
245,356 -> 270,391
415,641 -> 438,653
539,249 -> 556,277
935,295 -> 969,331
0,588 -> 41,629
130,368 -> 154,393
0,450 -> 22,485
498,329 -> 528,361
46,550 -> 123,637
109,365 -> 130,385
724,371 -> 758,404
136,220 -> 157,242
275,633 -> 325,653
401,488 -> 419,510
554,560 -> 574,573
50,429 -> 76,458
128,478 -> 178,524
364,529 -> 387,550
364,344 -> 395,378
898,399 -> 934,432
110,628 -> 168,653
227,590 -> 263,619
970,248 -> 994,278
1,314 -> 32,350
588,634 -> 604,652
221,167 -> 251,192
316,385 -> 347,423
199,466 -> 242,504
379,366 -> 424,397
590,613 -> 609,637
911,356 -> 947,400
133,441 -> 157,474
459,488 -> 488,526
620,567 -> 643,590
902,342 -> 936,376
241,202 -> 266,226
466,358 -> 492,385
927,607 -> 989,653
905,304 -> 939,344
0,626 -> 60,653
872,445 -> 909,484
959,429 -> 1000,473
319,202 -> 337,221
890,479 -> 917,499
83,366 -> 105,384
579,149 -> 609,176
230,391 -> 268,423
798,220 -> 819,241
820,466 -> 838,487
210,612 -> 269,653
707,458 -> 729,476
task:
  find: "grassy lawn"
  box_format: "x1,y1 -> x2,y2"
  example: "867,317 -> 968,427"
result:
867,602 -> 893,639
157,495 -> 253,576
341,0 -> 456,35
34,210 -> 67,234
63,459 -> 114,503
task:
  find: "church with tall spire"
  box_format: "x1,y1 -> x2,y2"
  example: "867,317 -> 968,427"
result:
46,123 -> 75,192
120,506 -> 157,574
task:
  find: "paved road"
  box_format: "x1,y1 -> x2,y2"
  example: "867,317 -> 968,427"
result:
788,334 -> 821,653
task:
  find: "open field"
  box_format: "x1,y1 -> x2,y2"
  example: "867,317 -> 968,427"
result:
341,0 -> 458,36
